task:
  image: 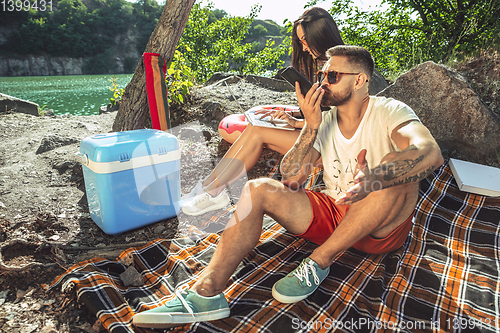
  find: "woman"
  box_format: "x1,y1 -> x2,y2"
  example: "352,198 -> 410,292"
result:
181,7 -> 344,216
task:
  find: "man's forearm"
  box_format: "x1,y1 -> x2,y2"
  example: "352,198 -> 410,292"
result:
280,125 -> 318,183
375,144 -> 443,188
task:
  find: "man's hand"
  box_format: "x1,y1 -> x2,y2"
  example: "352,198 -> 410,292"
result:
335,149 -> 380,205
295,82 -> 323,129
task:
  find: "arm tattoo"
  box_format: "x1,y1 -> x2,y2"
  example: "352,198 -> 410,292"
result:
281,126 -> 318,179
381,155 -> 425,181
379,145 -> 434,187
386,165 -> 436,188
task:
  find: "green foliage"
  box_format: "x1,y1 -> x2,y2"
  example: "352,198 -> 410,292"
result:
242,39 -> 288,75
84,49 -> 117,74
38,105 -> 48,116
132,0 -> 163,53
178,2 -> 289,82
166,49 -> 195,105
178,2 -> 256,82
251,24 -> 268,37
307,0 -> 500,76
208,8 -> 228,24
124,57 -> 138,74
250,19 -> 285,37
107,76 -> 124,106
2,0 -> 161,61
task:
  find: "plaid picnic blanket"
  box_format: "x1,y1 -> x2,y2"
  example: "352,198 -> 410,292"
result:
47,161 -> 500,333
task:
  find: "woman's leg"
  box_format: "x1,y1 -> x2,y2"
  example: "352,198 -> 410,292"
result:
202,124 -> 300,196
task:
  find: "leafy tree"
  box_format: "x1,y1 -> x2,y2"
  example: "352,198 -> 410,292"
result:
133,0 -> 163,53
178,3 -> 255,81
251,24 -> 268,37
208,8 -> 228,24
242,39 -> 288,75
84,49 -> 117,74
177,2 -> 288,82
308,0 -> 500,75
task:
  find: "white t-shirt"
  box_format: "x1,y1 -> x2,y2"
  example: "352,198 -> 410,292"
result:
313,96 -> 420,200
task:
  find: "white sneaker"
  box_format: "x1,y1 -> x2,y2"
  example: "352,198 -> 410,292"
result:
181,180 -> 205,203
181,189 -> 231,216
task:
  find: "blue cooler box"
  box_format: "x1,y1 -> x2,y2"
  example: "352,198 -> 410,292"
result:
77,129 -> 181,235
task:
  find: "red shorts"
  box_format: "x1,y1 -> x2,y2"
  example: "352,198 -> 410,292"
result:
294,190 -> 415,255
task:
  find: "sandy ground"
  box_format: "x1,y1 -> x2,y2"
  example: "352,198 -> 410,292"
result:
0,78 -> 297,332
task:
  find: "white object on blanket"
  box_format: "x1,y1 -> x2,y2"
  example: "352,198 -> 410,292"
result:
244,109 -> 295,130
449,158 -> 500,197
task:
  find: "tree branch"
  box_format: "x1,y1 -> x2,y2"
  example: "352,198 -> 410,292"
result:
387,24 -> 432,34
409,0 -> 429,27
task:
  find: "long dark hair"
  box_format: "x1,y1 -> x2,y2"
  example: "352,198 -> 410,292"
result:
291,7 -> 344,82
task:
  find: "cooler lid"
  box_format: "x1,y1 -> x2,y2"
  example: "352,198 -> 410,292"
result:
78,129 -> 179,169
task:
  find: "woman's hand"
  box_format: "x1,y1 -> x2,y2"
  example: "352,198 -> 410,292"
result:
254,109 -> 303,128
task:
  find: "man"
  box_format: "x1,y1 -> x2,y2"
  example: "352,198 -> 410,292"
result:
133,45 -> 444,328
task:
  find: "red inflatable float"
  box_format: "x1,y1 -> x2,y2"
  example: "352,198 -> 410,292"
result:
218,105 -> 300,143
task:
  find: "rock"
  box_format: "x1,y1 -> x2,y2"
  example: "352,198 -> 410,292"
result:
369,69 -> 389,95
53,161 -> 73,173
153,224 -> 166,234
177,125 -> 212,142
202,130 -> 212,142
178,127 -> 204,141
20,323 -> 39,333
43,109 -> 55,117
206,75 -> 242,88
378,61 -> 500,165
74,323 -> 98,333
119,266 -> 143,287
205,72 -> 241,86
76,121 -> 99,131
0,289 -> 9,307
0,55 -> 85,76
36,135 -> 80,154
98,102 -> 119,115
39,323 -> 58,333
201,101 -> 226,123
206,72 -> 298,93
0,93 -> 39,116
201,101 -> 222,113
246,75 -> 291,92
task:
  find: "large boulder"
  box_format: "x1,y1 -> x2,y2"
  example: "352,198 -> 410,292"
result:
0,93 -> 39,116
378,61 -> 500,165
369,69 -> 389,95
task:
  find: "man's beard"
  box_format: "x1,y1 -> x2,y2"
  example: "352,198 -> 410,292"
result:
321,86 -> 352,107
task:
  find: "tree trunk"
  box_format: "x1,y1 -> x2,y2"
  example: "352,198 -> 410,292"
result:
112,0 -> 196,132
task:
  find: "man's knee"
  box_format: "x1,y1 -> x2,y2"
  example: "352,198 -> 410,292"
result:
245,178 -> 282,206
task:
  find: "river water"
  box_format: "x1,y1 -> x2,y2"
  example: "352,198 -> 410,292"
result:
0,74 -> 132,116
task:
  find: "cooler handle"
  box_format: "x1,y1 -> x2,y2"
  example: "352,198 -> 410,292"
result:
75,152 -> 89,166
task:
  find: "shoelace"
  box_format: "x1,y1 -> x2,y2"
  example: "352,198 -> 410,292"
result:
193,192 -> 211,205
293,261 -> 320,287
174,284 -> 196,319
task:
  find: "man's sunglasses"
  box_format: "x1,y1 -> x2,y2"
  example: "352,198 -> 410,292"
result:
316,70 -> 361,85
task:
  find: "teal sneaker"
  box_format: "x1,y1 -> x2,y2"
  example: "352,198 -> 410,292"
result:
133,285 -> 230,329
272,258 -> 330,303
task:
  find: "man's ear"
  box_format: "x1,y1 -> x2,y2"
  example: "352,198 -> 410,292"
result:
354,73 -> 369,90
